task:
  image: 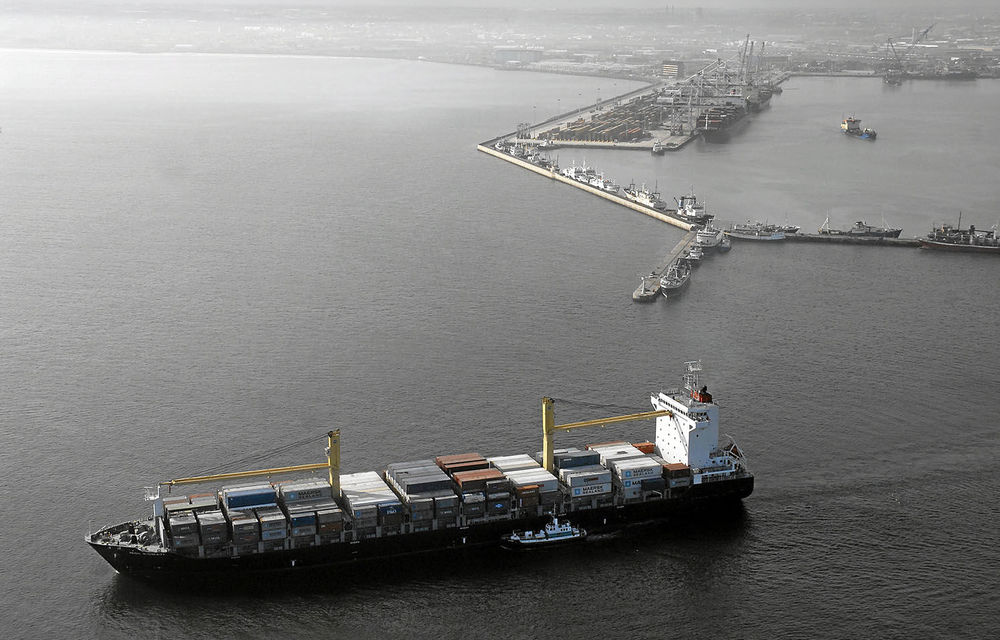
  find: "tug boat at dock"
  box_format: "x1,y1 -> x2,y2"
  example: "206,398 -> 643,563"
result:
86,362 -> 754,579
500,517 -> 585,549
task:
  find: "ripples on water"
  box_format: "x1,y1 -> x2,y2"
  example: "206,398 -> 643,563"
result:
2,51 -> 998,638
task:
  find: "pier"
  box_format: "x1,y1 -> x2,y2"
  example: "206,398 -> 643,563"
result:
476,144 -> 694,231
632,232 -> 696,302
783,233 -> 921,247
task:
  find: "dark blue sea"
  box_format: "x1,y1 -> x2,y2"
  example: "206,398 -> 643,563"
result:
1,50 -> 998,639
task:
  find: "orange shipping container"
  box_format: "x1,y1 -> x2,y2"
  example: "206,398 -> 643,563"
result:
633,442 -> 655,454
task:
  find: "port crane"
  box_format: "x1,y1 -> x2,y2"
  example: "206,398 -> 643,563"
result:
885,23 -> 934,82
541,397 -> 670,472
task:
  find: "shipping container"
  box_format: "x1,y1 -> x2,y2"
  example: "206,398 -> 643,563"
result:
168,513 -> 198,536
609,457 -> 662,480
452,468 -> 504,492
434,453 -> 484,468
633,441 -> 656,454
261,528 -> 287,541
318,521 -> 344,534
559,465 -> 612,486
486,454 -> 540,473
568,482 -> 612,497
641,477 -> 667,491
664,463 -> 692,479
553,450 -> 601,469
171,532 -> 200,548
504,468 -> 559,493
277,479 -> 333,504
442,460 -> 489,475
585,441 -> 629,450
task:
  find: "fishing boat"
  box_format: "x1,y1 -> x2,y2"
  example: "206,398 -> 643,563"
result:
696,222 -> 724,251
673,192 -> 713,225
818,217 -> 901,238
500,517 -> 586,549
725,221 -> 786,241
718,235 -> 732,253
919,215 -> 1000,253
681,245 -> 703,266
659,260 -> 692,298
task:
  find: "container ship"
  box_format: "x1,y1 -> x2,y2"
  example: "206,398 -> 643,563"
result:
88,362 -> 754,579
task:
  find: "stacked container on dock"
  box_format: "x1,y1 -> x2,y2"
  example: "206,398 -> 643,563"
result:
340,471 -> 403,538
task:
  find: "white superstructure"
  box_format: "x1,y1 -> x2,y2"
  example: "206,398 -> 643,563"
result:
650,361 -> 747,485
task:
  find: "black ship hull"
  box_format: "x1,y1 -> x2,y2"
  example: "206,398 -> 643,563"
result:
89,475 -> 752,580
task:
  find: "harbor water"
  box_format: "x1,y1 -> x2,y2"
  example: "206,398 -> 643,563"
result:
1,50 -> 998,638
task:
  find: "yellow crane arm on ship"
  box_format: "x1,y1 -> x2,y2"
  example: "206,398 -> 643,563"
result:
159,430 -> 342,496
541,397 -> 671,472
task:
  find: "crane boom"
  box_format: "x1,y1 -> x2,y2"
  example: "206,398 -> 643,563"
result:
541,397 -> 671,472
159,430 -> 341,495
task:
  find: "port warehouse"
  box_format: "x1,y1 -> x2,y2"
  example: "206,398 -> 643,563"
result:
155,443 -> 699,559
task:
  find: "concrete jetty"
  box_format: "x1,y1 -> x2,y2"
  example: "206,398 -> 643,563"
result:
632,231 -> 696,302
476,144 -> 694,231
784,233 -> 921,247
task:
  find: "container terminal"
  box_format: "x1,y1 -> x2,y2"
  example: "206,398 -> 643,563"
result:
87,361 -> 753,579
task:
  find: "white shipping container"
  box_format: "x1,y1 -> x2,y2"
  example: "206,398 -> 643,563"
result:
609,457 -> 662,480
559,465 -> 612,486
504,468 -> 558,493
487,454 -> 540,473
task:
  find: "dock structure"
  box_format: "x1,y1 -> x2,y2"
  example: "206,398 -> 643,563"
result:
632,231 -> 696,303
476,144 -> 694,231
784,233 -> 921,247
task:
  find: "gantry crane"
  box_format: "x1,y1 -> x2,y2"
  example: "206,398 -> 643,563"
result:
541,397 -> 671,472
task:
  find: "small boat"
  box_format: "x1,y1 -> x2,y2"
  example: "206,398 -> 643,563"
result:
682,245 -> 704,266
695,221 -> 724,251
501,517 -> 586,549
718,235 -> 732,253
632,272 -> 661,302
841,116 -> 877,140
725,221 -> 786,241
673,191 -> 713,225
651,140 -> 665,155
660,260 -> 692,298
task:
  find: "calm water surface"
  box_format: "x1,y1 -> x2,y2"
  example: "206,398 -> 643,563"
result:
1,51 -> 998,639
